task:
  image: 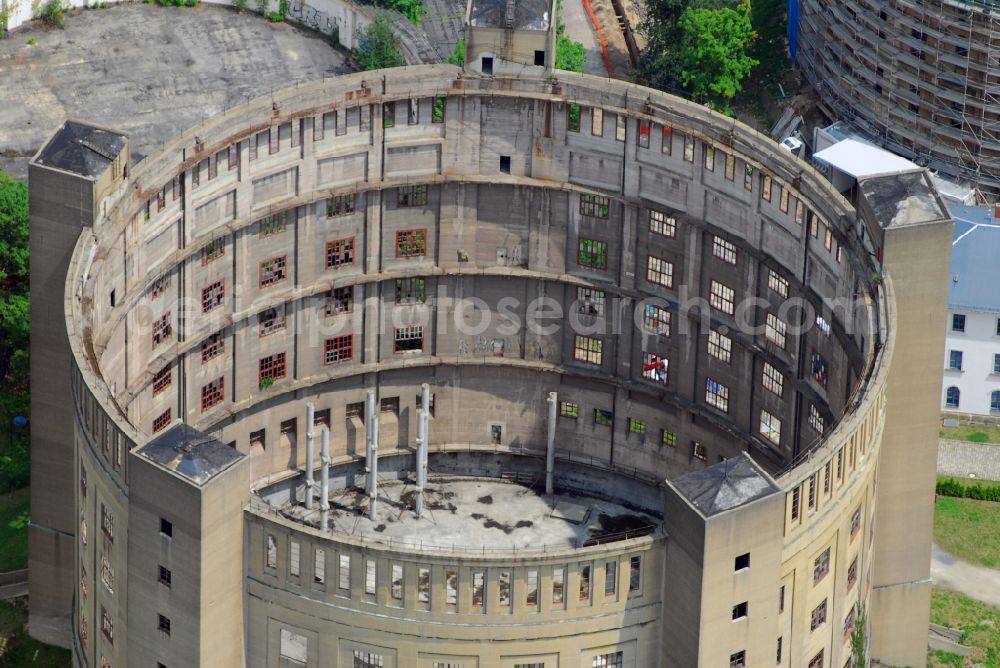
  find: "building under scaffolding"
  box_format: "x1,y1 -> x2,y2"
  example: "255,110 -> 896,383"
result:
796,0 -> 1000,195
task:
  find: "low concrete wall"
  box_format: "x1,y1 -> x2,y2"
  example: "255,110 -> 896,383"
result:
2,0 -> 439,64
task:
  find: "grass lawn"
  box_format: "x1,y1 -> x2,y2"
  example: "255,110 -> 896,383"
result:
940,424 -> 1000,444
929,589 -> 1000,667
934,496 -> 1000,568
0,599 -> 71,667
0,488 -> 29,572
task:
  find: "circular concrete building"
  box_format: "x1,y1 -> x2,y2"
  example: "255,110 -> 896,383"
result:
30,9 -> 951,668
796,0 -> 1000,191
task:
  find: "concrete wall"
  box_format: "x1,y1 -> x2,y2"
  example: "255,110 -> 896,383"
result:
57,66 -> 907,667
246,494 -> 663,667
871,220 -> 952,667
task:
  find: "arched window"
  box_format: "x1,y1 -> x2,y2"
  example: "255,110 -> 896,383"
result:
946,386 -> 961,408
991,391 -> 1000,413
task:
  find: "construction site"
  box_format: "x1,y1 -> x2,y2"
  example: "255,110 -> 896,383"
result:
796,0 -> 1000,195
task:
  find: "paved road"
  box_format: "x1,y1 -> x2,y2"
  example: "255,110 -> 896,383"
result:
938,439 -> 1000,481
559,0 -> 609,77
0,4 -> 351,180
932,544 -> 1000,608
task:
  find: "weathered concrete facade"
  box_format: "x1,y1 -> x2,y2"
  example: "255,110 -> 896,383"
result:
37,63 -> 948,667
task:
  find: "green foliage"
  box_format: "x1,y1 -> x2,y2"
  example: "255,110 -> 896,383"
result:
255,0 -> 267,15
0,1 -> 10,39
552,0 -> 584,73
329,22 -> 340,46
0,442 -> 28,494
969,431 -> 990,443
447,37 -> 464,66
0,490 -> 29,568
0,599 -> 73,666
259,376 -> 275,390
934,493 -> 1000,569
233,0 -> 246,12
39,0 -> 65,27
375,0 -> 424,25
555,34 -> 585,73
268,10 -> 281,20
937,477 -> 1000,502
850,602 -> 867,668
27,36 -> 36,44
677,0 -> 758,113
352,14 -> 405,71
0,173 -> 28,386
929,590 -> 1000,667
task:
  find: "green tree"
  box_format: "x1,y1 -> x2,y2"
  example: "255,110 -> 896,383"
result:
353,14 -> 405,70
0,172 -> 28,384
677,0 -> 757,113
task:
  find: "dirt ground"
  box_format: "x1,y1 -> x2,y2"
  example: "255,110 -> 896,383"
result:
0,3 -> 352,180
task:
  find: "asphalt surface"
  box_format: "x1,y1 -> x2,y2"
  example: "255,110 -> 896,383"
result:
931,544 -> 1000,608
0,3 -> 352,180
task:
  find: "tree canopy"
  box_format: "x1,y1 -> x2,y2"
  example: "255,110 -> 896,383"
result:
677,1 -> 758,113
639,0 -> 766,110
353,14 -> 406,71
0,171 -> 28,384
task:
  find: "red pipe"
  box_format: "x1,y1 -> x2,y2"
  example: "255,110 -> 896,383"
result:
580,0 -> 613,77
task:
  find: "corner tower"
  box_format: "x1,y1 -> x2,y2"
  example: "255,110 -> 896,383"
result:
28,121 -> 128,647
463,0 -> 557,76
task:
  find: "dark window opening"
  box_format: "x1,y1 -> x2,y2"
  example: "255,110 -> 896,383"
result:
534,50 -> 545,66
499,155 -> 511,173
482,56 -> 493,75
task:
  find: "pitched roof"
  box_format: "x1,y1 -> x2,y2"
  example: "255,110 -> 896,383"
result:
34,120 -> 126,178
469,0 -> 551,30
668,453 -> 780,518
948,204 -> 1000,313
136,423 -> 244,486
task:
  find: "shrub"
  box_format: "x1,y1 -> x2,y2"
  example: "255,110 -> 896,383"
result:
968,431 -> 990,443
27,36 -> 37,45
233,0 -> 247,11
39,0 -> 65,27
937,477 -> 1000,503
0,3 -> 9,39
255,0 -> 267,14
446,37 -> 464,66
376,0 -> 424,25
352,14 -> 405,71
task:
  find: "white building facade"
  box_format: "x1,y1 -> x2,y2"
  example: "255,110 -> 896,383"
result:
942,206 -> 1000,416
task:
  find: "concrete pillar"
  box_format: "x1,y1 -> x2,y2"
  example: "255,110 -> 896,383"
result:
416,383 -> 430,516
305,403 -> 315,510
320,427 -> 330,531
546,391 -> 557,495
366,390 -> 379,519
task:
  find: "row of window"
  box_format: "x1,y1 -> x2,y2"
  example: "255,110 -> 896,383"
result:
142,96 -> 444,221
279,631 -> 619,668
943,385 -> 1000,412
951,312 -> 1000,337
265,535 -> 642,614
567,107 -> 843,262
